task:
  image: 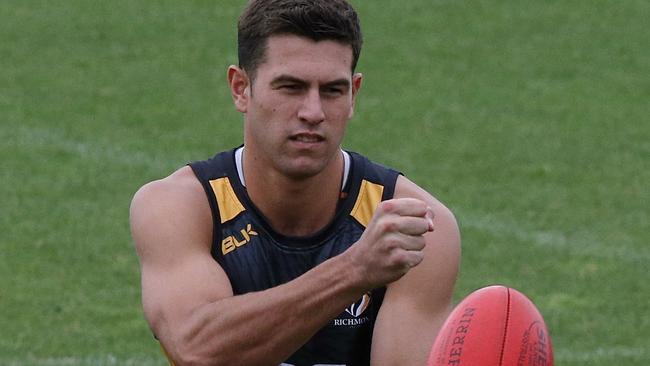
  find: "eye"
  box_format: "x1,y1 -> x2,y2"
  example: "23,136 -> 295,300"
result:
275,84 -> 305,95
277,83 -> 302,91
323,86 -> 345,96
327,87 -> 343,94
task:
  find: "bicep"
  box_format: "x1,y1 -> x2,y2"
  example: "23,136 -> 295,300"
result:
130,176 -> 234,341
371,177 -> 461,366
140,250 -> 233,339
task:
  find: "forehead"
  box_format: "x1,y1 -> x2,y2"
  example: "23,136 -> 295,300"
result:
256,34 -> 354,82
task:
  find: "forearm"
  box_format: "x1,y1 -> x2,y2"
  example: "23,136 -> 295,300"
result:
163,252 -> 367,365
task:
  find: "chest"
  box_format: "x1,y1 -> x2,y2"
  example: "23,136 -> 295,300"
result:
212,214 -> 364,294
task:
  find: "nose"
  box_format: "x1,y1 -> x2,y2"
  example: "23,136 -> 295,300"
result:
297,88 -> 325,125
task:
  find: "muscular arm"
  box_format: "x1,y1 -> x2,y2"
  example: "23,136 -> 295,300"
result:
131,167 -> 369,365
131,167 -> 434,365
371,176 -> 461,366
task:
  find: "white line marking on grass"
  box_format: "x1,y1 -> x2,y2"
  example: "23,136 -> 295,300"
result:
4,124 -> 175,172
460,211 -> 649,264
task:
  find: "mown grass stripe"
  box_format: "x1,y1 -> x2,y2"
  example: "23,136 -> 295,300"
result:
459,211 -> 649,264
556,346 -> 650,362
0,355 -> 164,366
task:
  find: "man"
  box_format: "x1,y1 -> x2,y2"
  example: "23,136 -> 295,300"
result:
130,1 -> 460,365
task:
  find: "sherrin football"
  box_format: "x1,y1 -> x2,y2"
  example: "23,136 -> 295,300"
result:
427,285 -> 554,366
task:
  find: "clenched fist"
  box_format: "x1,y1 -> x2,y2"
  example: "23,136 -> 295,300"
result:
346,198 -> 434,290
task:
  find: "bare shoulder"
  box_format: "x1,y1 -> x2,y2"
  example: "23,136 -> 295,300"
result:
130,166 -> 232,343
131,165 -> 206,209
130,165 -> 212,261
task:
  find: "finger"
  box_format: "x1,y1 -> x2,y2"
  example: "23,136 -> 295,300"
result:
385,232 -> 426,252
393,216 -> 433,236
404,250 -> 424,268
379,198 -> 429,217
400,234 -> 426,252
425,207 -> 435,231
390,249 -> 424,271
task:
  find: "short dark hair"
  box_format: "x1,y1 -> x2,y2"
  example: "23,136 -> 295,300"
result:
238,0 -> 363,81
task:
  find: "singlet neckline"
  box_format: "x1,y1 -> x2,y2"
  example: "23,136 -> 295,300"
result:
227,147 -> 364,249
234,146 -> 351,191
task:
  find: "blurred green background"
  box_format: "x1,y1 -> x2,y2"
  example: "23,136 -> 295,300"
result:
1,1 -> 648,365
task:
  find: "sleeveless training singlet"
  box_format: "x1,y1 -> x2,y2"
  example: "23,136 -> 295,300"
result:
187,147 -> 400,366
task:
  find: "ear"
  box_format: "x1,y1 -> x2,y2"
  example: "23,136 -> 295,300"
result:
348,73 -> 363,119
227,65 -> 251,113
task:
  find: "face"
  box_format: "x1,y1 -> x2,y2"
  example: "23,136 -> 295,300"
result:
229,34 -> 362,179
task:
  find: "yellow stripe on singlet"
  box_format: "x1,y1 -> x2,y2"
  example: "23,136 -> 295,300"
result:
209,177 -> 246,224
350,179 -> 384,227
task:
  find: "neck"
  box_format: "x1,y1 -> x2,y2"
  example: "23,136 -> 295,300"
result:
242,149 -> 344,237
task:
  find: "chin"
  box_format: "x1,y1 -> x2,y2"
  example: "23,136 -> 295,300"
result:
279,159 -> 329,180
283,165 -> 325,180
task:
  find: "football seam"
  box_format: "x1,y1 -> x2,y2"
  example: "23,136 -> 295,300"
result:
498,287 -> 512,366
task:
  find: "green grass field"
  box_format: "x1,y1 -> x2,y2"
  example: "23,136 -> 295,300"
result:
1,1 -> 648,365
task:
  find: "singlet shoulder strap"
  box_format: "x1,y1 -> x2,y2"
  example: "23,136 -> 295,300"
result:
188,149 -> 248,238
346,152 -> 401,228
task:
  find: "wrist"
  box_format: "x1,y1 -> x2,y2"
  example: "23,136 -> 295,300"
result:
336,248 -> 372,295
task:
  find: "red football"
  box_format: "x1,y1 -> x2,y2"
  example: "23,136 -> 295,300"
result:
427,285 -> 554,366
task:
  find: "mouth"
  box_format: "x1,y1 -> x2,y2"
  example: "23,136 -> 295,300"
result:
289,133 -> 325,143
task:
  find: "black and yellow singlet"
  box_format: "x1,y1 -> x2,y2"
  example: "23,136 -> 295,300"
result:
187,146 -> 400,366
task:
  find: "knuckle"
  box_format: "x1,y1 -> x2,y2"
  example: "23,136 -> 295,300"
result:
380,220 -> 398,233
378,200 -> 395,214
391,249 -> 413,266
389,250 -> 406,266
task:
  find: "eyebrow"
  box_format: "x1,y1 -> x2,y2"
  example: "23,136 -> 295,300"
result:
270,75 -> 351,89
323,78 -> 352,90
